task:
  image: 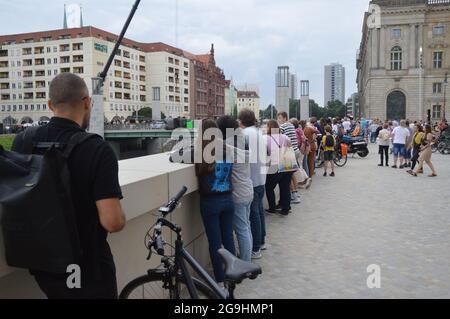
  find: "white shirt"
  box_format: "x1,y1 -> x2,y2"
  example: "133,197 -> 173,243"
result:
392,126 -> 410,145
242,126 -> 267,188
343,121 -> 351,132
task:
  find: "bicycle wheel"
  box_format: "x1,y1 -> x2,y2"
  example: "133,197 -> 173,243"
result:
119,272 -> 219,299
333,152 -> 347,167
431,143 -> 438,153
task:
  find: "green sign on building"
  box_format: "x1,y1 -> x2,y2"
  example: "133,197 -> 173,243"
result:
94,43 -> 108,53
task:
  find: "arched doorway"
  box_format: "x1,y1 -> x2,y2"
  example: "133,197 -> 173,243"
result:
386,91 -> 406,120
2,116 -> 17,125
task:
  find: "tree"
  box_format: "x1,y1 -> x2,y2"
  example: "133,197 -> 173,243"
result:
325,100 -> 346,118
233,103 -> 238,118
310,99 -> 325,119
133,107 -> 152,118
289,99 -> 300,119
261,104 -> 278,120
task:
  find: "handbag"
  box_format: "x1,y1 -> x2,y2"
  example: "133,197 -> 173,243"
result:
270,136 -> 299,173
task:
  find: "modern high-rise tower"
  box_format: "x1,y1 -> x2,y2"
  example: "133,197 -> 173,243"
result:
324,63 -> 345,106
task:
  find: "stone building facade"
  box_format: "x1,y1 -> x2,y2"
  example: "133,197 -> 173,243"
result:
357,0 -> 450,121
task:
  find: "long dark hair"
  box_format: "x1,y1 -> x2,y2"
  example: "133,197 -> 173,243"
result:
195,119 -> 218,177
266,120 -> 280,136
425,124 -> 432,136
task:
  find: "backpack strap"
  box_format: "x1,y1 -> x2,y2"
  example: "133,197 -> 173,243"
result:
23,127 -> 41,154
62,132 -> 100,159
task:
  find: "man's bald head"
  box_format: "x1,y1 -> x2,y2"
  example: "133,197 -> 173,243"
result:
49,73 -> 89,109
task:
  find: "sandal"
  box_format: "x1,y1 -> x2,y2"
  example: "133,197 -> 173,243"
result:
428,174 -> 437,178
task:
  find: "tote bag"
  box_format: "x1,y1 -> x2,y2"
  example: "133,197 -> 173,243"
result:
271,136 -> 299,173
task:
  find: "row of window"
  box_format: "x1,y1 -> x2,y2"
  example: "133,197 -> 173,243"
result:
0,104 -> 47,112
168,57 -> 189,68
391,25 -> 445,39
390,47 -> 443,70
3,67 -> 83,79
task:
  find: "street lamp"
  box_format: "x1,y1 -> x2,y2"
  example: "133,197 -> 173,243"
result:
443,72 -> 448,121
419,46 -> 424,121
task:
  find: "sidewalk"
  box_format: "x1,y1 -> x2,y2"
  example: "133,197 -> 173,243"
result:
237,144 -> 450,299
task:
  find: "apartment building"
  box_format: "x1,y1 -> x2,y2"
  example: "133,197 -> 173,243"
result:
237,90 -> 260,120
0,26 -> 210,125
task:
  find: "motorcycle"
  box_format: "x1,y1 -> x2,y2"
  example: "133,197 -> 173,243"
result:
341,135 -> 370,158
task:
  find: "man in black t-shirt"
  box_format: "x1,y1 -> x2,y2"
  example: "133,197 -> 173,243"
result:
12,73 -> 126,299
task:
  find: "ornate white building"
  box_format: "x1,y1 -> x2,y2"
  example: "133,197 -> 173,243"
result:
357,0 -> 450,121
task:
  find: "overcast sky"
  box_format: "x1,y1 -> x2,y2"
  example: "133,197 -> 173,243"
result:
0,0 -> 370,108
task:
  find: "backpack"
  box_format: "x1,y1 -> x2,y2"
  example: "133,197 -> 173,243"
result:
325,135 -> 335,147
0,127 -> 98,274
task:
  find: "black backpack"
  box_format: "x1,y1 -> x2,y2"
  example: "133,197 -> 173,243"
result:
0,127 -> 98,274
325,135 -> 335,147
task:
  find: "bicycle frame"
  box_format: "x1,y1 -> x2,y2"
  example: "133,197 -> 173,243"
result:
158,217 -> 228,299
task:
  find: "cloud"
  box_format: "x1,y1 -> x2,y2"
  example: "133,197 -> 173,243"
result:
0,0 -> 370,107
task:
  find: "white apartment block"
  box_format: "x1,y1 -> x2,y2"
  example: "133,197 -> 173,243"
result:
324,63 -> 346,106
237,91 -> 260,120
0,27 -> 192,125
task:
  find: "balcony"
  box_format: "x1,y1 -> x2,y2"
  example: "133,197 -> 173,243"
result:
114,60 -> 122,67
139,66 -> 146,72
115,71 -> 122,78
23,71 -> 33,78
140,85 -> 146,92
1,94 -> 10,101
124,93 -> 131,100
60,68 -> 70,73
115,92 -> 123,99
115,81 -> 123,89
73,67 -> 84,74
22,48 -> 32,55
34,59 -> 45,66
73,43 -> 83,51
60,44 -> 70,52
0,61 -> 8,68
124,72 -> 131,80
0,50 -> 8,57
140,95 -> 146,102
139,75 -> 146,82
0,83 -> 9,89
35,70 -> 45,77
35,81 -> 45,89
23,60 -> 32,67
36,92 -> 46,99
123,51 -> 130,58
24,93 -> 33,100
139,55 -> 145,63
23,82 -> 33,89
60,56 -> 70,64
73,55 -> 84,63
34,47 -> 44,55
123,83 -> 131,90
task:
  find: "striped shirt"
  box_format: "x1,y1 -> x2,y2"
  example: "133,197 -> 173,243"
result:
280,122 -> 299,152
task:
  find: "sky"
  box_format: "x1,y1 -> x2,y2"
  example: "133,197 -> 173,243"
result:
0,0 -> 370,109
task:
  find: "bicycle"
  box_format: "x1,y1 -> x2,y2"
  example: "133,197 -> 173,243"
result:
315,135 -> 348,169
119,187 -> 262,299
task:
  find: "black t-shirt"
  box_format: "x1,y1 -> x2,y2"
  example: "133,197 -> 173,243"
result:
12,117 -> 123,281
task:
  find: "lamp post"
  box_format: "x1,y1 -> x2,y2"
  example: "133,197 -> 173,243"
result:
443,72 -> 448,121
419,46 -> 424,122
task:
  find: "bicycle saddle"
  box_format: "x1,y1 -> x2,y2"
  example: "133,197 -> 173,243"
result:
218,249 -> 262,284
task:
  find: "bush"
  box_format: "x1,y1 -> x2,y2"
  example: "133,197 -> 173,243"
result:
0,135 -> 15,151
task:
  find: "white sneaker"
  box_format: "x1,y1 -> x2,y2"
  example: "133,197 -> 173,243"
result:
291,192 -> 301,204
251,250 -> 262,260
261,244 -> 267,251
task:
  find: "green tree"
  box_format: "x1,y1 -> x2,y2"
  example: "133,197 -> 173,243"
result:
134,107 -> 152,118
262,104 -> 278,119
325,100 -> 346,118
289,99 -> 300,119
310,99 -> 325,119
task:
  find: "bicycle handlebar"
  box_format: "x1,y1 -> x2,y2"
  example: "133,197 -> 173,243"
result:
160,186 -> 188,217
154,234 -> 165,256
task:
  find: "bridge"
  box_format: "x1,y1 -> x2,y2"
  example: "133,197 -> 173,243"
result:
104,124 -> 196,140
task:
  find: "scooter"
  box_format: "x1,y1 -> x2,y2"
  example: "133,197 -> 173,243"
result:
341,135 -> 370,158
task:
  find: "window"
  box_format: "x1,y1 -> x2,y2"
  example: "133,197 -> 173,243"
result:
47,47 -> 51,53
391,28 -> 401,39
47,58 -> 51,64
390,46 -> 402,70
433,83 -> 443,94
153,87 -> 160,101
433,25 -> 445,36
433,51 -> 443,69
432,105 -> 441,119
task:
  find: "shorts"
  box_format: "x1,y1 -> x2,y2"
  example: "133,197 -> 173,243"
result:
393,143 -> 406,158
404,148 -> 412,160
323,151 -> 334,161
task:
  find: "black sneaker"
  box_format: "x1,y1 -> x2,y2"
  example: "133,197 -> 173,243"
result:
279,210 -> 290,216
385,163 -> 389,167
265,209 -> 278,215
378,164 -> 383,167
330,172 -> 335,177
323,172 -> 327,177
391,165 -> 397,169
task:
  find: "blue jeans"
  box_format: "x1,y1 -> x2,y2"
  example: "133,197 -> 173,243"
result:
393,143 -> 406,158
370,132 -> 377,143
302,152 -> 309,177
250,185 -> 266,253
233,200 -> 253,262
200,194 -> 236,283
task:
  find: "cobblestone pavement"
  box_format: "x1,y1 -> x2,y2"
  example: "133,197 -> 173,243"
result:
237,144 -> 450,299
